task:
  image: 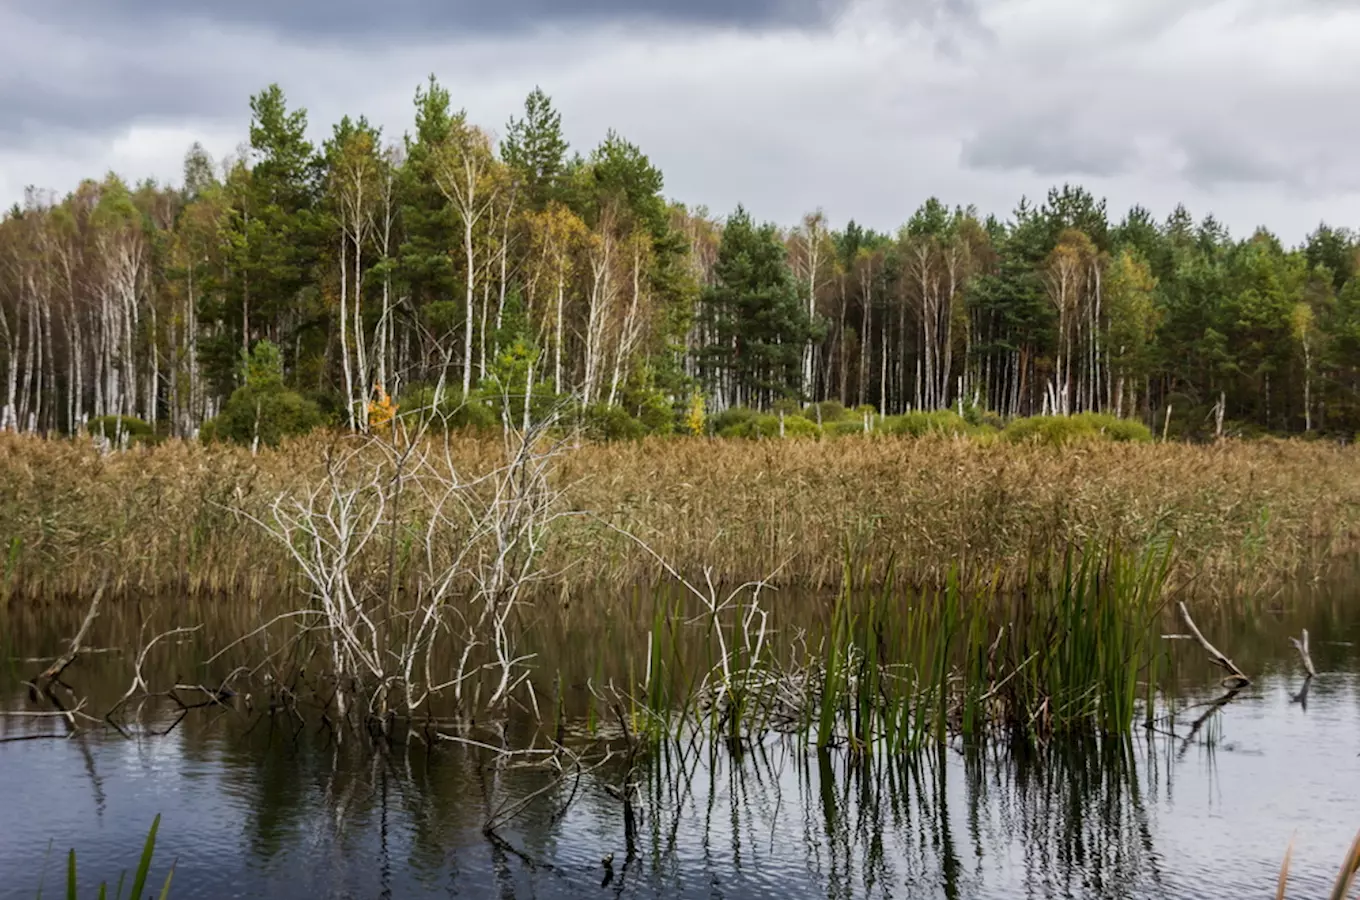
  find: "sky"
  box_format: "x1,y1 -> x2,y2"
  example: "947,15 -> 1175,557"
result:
2,0 -> 1359,243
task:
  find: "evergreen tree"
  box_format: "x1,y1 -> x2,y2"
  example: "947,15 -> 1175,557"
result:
699,206 -> 814,408
502,87 -> 568,211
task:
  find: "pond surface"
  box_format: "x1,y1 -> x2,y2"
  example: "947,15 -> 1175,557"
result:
2,590 -> 1359,899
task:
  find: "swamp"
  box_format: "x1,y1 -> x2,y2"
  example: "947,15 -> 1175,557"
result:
2,421 -> 1360,899
8,40 -> 1360,899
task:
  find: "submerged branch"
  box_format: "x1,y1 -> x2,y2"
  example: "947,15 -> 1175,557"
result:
28,583 -> 105,700
1176,601 -> 1249,688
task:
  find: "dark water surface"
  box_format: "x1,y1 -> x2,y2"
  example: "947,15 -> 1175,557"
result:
3,591 -> 1359,899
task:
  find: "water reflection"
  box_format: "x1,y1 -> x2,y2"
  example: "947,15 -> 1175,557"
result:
3,583 -> 1359,899
3,667 -> 1358,899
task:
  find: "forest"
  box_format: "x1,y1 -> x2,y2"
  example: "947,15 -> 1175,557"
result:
3,77 -> 1360,443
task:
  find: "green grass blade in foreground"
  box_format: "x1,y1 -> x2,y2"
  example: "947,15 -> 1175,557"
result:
43,815 -> 168,900
127,814 -> 161,900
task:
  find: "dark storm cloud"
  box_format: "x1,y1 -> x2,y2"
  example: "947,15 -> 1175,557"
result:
0,0 -> 870,152
9,0 -> 852,41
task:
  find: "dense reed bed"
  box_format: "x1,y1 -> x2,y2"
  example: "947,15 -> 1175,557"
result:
2,431 -> 1358,605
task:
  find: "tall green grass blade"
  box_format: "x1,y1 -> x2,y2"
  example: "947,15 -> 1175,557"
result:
127,814 -> 161,900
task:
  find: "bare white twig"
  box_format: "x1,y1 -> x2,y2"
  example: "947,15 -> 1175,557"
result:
1289,629 -> 1317,679
1177,601 -> 1249,687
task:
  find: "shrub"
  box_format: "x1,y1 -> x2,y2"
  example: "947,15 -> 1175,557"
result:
627,388 -> 676,436
824,419 -> 869,438
203,340 -> 325,447
805,401 -> 851,424
711,406 -> 758,436
1090,414 -> 1153,443
879,410 -> 973,438
86,415 -> 154,445
398,386 -> 500,432
684,392 -> 706,436
207,384 -> 325,448
580,403 -> 646,441
775,415 -> 822,438
722,413 -> 821,439
1001,413 -> 1151,447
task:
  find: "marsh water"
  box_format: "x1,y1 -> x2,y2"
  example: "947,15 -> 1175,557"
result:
3,585 -> 1359,899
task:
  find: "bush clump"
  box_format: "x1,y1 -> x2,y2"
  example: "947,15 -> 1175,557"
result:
1002,413 -> 1151,446
201,340 -> 325,448
579,403 -> 647,441
804,401 -> 852,424
398,386 -> 502,432
710,406 -> 758,436
719,412 -> 821,439
879,410 -> 974,438
86,415 -> 155,445
824,419 -> 869,438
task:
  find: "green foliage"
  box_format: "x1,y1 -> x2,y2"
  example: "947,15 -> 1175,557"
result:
718,412 -> 821,439
396,386 -> 500,431
879,410 -> 974,437
698,206 -> 816,408
804,401 -> 851,423
37,814 -> 173,900
709,406 -> 757,436
824,419 -> 869,438
86,416 -> 154,444
1002,413 -> 1152,446
626,387 -> 676,436
11,79 -> 1360,442
203,341 -> 325,447
502,87 -> 569,209
397,76 -> 460,318
579,403 -> 647,441
207,386 -> 325,448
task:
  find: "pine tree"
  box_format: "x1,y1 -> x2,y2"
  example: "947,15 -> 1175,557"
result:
502,87 -> 568,211
699,206 -> 814,409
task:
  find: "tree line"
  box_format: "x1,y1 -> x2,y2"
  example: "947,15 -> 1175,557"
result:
3,78 -> 1359,442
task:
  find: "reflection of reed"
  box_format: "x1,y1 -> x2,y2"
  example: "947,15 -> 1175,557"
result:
630,733 -> 1164,899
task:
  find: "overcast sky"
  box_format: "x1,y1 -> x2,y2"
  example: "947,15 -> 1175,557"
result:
3,0 -> 1358,243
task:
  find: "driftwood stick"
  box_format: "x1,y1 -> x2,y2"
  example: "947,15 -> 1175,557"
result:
41,585 -> 104,680
1177,601 -> 1250,687
1289,629 -> 1317,679
28,585 -> 105,703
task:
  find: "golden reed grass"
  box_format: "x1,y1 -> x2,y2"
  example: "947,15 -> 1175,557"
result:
2,431 -> 1358,604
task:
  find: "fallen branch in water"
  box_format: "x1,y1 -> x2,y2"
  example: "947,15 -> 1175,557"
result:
27,583 -> 105,703
10,648 -> 122,664
1176,601 -> 1250,689
0,701 -> 89,718
1289,629 -> 1317,679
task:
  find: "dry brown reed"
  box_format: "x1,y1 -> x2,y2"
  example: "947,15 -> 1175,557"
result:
2,431 -> 1358,606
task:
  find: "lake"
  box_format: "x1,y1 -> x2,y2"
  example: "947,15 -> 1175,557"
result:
2,586 -> 1358,899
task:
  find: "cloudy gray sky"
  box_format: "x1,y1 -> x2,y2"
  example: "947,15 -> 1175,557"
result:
3,0 -> 1358,242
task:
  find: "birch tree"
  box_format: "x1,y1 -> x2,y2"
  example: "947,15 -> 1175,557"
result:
433,119 -> 501,398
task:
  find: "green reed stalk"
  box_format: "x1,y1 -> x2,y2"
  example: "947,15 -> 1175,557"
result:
37,815 -> 173,900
